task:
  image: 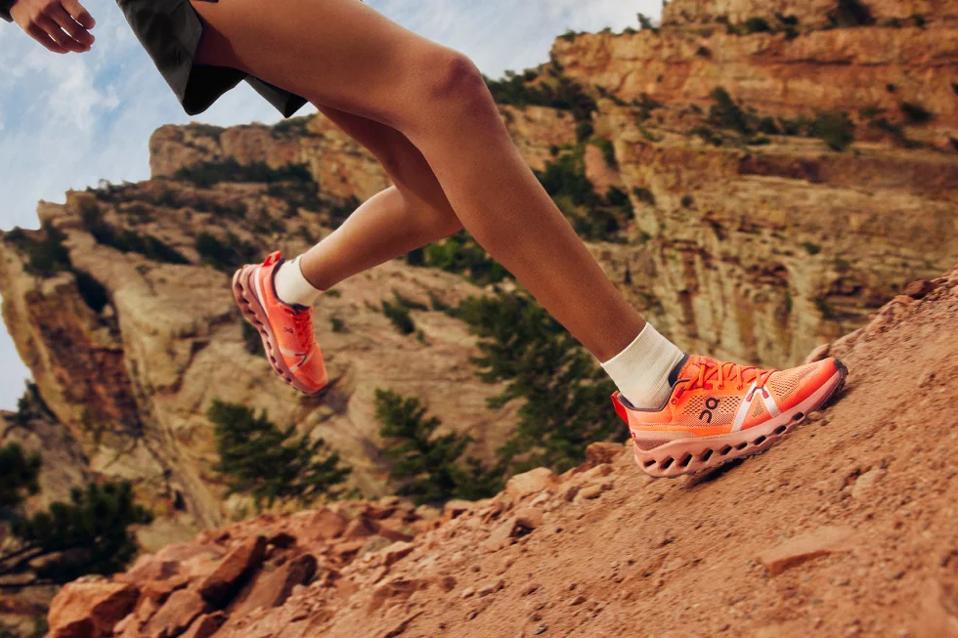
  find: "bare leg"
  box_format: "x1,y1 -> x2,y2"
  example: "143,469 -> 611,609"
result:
299,106 -> 462,290
189,0 -> 644,361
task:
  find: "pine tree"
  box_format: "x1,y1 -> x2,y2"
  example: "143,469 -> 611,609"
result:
374,388 -> 501,505
0,480 -> 152,589
455,288 -> 626,474
0,443 -> 40,513
208,400 -> 351,508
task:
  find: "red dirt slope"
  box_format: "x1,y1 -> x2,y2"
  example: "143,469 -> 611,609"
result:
47,271 -> 958,637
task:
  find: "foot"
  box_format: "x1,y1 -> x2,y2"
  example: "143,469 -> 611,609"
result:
232,251 -> 329,394
610,354 -> 847,478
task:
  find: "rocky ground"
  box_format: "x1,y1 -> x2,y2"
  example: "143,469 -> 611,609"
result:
45,269 -> 958,637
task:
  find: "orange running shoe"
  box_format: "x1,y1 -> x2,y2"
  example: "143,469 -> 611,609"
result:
232,251 -> 328,394
611,355 -> 847,478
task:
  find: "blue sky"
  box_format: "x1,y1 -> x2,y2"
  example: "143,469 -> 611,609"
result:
0,0 -> 661,410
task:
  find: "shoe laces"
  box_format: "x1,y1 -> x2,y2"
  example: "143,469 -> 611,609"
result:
284,304 -> 315,351
673,355 -> 775,402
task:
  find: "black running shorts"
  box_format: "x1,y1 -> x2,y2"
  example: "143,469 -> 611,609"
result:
115,0 -> 308,117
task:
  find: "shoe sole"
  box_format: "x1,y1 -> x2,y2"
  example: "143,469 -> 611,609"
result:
232,265 -> 326,395
634,359 -> 848,479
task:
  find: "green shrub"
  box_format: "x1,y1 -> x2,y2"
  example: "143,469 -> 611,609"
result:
637,12 -> 659,34
374,388 -> 501,505
589,137 -> 617,167
635,93 -> 663,121
173,159 -> 314,188
195,232 -> 259,273
208,400 -> 350,508
633,187 -> 656,206
744,17 -> 772,33
575,121 -> 594,142
708,88 -> 751,134
81,207 -> 188,265
691,125 -> 725,146
484,71 -> 596,125
827,0 -> 874,27
0,444 -> 40,511
382,297 -> 416,335
5,223 -> 71,276
410,230 -> 510,287
330,317 -> 347,333
1,472 -> 151,589
801,241 -> 822,255
900,101 -> 933,124
273,116 -> 310,138
455,290 -> 625,474
811,111 -> 855,151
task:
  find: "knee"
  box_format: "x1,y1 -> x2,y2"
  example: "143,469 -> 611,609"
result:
419,48 -> 494,114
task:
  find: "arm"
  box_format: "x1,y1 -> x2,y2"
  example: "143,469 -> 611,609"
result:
2,0 -> 95,53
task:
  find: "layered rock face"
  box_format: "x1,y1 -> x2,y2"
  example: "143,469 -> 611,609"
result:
550,3 -> 958,364
44,265 -> 958,636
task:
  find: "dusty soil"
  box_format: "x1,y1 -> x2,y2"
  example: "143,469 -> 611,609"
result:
46,272 -> 958,637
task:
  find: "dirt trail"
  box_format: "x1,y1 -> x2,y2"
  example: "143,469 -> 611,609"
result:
47,271 -> 958,637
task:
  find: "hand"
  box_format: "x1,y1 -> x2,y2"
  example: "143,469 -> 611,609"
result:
9,0 -> 95,54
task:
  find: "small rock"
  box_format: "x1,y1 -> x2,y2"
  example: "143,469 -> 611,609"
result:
180,612 -> 226,638
570,594 -> 587,606
305,509 -> 349,540
804,343 -> 831,364
443,499 -> 474,520
478,578 -> 505,597
533,623 -> 548,635
578,482 -> 612,500
143,588 -> 207,638
47,580 -> 139,638
851,468 -> 886,499
505,468 -> 556,502
198,536 -> 267,607
381,541 -> 415,566
461,587 -> 476,599
514,507 -> 544,531
342,515 -> 379,540
230,553 -> 317,615
758,526 -> 855,575
522,582 -> 541,596
903,279 -> 935,299
585,441 -> 623,465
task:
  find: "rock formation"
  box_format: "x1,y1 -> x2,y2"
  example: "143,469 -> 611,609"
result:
43,264 -> 958,636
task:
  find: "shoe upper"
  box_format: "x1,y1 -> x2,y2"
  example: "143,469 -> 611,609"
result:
251,251 -> 328,391
611,355 -> 842,441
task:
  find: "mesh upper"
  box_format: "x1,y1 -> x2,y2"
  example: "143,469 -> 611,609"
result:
767,363 -> 817,400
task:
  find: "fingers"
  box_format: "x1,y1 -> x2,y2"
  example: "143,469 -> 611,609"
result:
47,2 -> 94,49
26,22 -> 69,54
60,0 -> 95,29
34,14 -> 82,52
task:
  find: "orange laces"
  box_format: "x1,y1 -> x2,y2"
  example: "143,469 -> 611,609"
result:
673,356 -> 775,401
285,305 -> 314,349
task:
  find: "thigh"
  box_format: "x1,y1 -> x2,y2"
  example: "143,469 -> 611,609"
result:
316,104 -> 455,215
187,0 -> 447,127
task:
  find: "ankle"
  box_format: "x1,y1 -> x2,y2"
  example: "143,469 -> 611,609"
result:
274,255 -> 324,307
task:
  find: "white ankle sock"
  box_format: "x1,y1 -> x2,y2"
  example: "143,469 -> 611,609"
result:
600,322 -> 686,410
274,256 -> 324,307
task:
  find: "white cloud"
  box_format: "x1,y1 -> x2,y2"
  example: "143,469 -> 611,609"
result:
0,0 -> 664,410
